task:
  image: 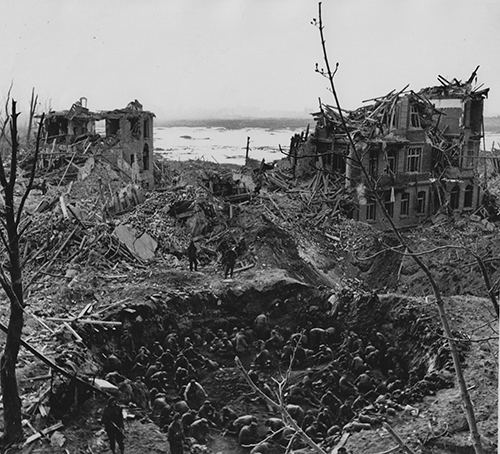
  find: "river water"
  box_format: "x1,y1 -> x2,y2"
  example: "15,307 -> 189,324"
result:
153,126 -> 500,165
153,126 -> 304,165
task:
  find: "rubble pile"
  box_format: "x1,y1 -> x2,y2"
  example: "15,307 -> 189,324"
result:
6,150 -> 497,452
120,187 -> 226,257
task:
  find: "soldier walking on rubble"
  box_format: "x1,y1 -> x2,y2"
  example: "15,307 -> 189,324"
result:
102,397 -> 125,454
223,247 -> 237,278
187,240 -> 198,271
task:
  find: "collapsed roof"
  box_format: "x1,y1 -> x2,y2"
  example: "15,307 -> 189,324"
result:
44,99 -> 155,120
313,67 -> 489,158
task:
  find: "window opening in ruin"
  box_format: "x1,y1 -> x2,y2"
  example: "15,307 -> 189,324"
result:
95,119 -> 105,136
462,141 -> 475,169
332,154 -> 346,173
366,198 -> 376,220
384,190 -> 394,217
130,117 -> 141,139
106,118 -> 120,136
464,185 -> 473,208
143,143 -> 150,171
130,154 -> 135,166
406,147 -> 422,172
400,192 -> 410,216
143,119 -> 150,138
47,118 -> 68,140
469,99 -> 483,134
410,104 -> 421,128
450,185 -> 460,210
417,191 -> 426,214
369,149 -> 378,177
72,119 -> 88,137
387,149 -> 397,173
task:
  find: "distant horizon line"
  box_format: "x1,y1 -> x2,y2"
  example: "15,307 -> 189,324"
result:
155,116 -> 313,130
158,115 -> 312,122
157,114 -> 500,122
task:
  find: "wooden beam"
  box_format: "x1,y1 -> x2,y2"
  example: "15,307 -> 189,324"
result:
0,321 -> 109,397
23,422 -> 64,446
45,317 -> 121,326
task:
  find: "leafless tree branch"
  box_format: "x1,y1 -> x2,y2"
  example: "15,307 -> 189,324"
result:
314,3 -> 485,452
16,113 -> 44,226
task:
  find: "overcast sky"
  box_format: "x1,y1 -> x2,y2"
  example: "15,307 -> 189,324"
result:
2,0 -> 499,122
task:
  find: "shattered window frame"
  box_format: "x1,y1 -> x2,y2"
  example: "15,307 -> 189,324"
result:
384,191 -> 394,218
129,117 -> 141,139
400,192 -> 410,216
143,143 -> 150,171
368,148 -> 379,177
462,141 -> 475,169
106,118 -> 120,136
450,185 -> 460,210
366,198 -> 376,221
406,146 -> 422,173
417,190 -> 427,214
464,184 -> 474,208
386,149 -> 397,173
409,104 -> 421,128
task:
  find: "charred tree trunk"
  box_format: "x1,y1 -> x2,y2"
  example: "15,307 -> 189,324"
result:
0,99 -> 43,445
0,302 -> 24,444
0,101 -> 25,444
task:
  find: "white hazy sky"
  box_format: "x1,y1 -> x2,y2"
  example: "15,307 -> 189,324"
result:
1,0 -> 499,122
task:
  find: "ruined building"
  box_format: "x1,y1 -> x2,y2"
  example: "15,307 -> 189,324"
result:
291,69 -> 489,228
42,98 -> 155,188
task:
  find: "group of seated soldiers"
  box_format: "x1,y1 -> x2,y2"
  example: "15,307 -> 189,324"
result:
102,305 -> 451,452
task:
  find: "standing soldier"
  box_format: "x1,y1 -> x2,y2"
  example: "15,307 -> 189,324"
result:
102,397 -> 125,454
187,240 -> 198,271
167,413 -> 185,454
224,248 -> 237,278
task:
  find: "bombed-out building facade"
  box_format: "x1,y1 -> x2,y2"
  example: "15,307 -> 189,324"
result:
294,71 -> 489,228
42,98 -> 155,188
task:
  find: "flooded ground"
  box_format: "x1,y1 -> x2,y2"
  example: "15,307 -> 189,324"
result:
153,126 -> 500,165
153,125 -> 306,164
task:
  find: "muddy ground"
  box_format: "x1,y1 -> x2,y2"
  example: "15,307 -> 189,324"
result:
0,159 -> 497,454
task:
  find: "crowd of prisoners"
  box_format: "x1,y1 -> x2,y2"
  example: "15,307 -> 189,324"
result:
102,303 -> 453,452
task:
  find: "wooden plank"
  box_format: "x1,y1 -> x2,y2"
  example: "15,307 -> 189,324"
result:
26,310 -> 55,334
45,318 -> 121,326
233,263 -> 255,274
23,422 -> 64,446
325,233 -> 341,242
77,303 -> 93,319
63,322 -> 83,343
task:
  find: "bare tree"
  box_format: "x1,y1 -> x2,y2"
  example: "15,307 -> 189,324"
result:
0,97 -> 43,445
313,3 -> 484,453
